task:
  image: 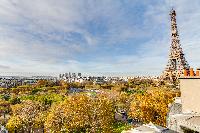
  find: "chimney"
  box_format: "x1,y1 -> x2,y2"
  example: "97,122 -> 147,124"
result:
196,68 -> 200,76
184,69 -> 188,76
190,68 -> 195,76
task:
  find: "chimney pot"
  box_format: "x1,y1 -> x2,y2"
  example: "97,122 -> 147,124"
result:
184,69 -> 188,76
190,68 -> 195,76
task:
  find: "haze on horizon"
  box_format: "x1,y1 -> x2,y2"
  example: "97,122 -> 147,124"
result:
0,0 -> 200,77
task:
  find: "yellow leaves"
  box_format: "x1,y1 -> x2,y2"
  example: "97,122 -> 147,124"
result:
129,88 -> 180,127
34,111 -> 48,128
5,83 -> 181,132
0,99 -> 10,105
6,100 -> 46,132
10,104 -> 22,115
0,99 -> 10,113
6,116 -> 23,132
45,94 -> 115,132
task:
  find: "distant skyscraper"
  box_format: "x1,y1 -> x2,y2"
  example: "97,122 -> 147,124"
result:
59,74 -> 62,79
64,73 -> 68,77
162,9 -> 190,81
72,73 -> 76,78
78,73 -> 81,77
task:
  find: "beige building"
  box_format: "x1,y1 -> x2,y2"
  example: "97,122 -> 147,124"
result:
180,76 -> 200,113
167,68 -> 200,132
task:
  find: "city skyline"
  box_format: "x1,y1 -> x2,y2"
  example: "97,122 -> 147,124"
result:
0,0 -> 200,76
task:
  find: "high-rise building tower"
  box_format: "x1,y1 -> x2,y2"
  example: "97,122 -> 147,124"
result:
162,9 -> 190,81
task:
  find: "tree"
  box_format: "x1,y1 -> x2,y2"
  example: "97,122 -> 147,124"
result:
129,88 -> 179,126
115,92 -> 133,113
34,80 -> 56,88
45,94 -> 115,132
0,100 -> 10,125
6,100 -> 46,132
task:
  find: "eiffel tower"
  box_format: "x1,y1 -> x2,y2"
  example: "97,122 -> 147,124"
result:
162,9 -> 190,81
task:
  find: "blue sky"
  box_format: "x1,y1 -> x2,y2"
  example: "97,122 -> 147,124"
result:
0,0 -> 200,76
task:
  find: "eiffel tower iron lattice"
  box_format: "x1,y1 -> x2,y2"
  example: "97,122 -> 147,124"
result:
162,9 -> 190,81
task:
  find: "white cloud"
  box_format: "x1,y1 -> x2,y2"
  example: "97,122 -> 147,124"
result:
0,0 -> 200,76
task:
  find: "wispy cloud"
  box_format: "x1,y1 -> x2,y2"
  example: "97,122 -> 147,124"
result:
0,0 -> 199,76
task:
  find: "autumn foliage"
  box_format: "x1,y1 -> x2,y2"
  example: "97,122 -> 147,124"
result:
6,100 -> 46,132
45,94 -> 115,132
1,79 -> 180,132
129,88 -> 180,126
